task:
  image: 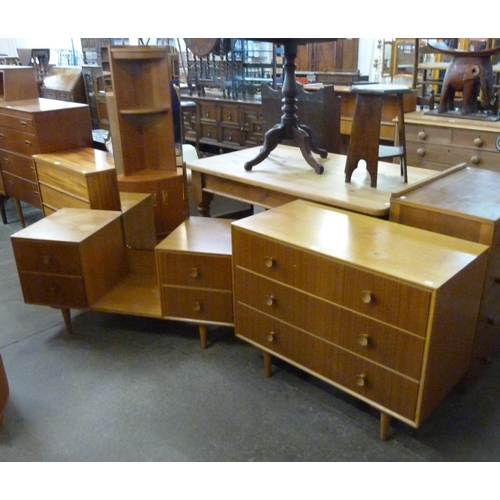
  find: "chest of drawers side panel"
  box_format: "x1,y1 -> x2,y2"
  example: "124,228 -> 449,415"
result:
417,252 -> 488,424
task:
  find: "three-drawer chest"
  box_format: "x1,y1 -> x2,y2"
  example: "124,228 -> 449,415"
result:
232,200 -> 488,438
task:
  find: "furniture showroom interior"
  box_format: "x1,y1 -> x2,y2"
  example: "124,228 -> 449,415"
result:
2,37 -> 500,467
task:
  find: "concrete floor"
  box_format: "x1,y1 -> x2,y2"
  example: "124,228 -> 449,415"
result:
1,198 -> 500,462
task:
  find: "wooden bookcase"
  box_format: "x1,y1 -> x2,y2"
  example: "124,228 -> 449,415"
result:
107,46 -> 186,239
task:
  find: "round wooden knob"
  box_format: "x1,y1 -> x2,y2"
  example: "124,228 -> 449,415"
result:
471,155 -> 480,165
355,374 -> 366,387
265,295 -> 275,306
264,256 -> 275,268
417,148 -> 425,157
42,255 -> 51,266
361,291 -> 373,304
189,268 -> 199,278
357,334 -> 370,347
266,331 -> 275,343
192,301 -> 201,312
474,137 -> 483,147
418,130 -> 427,140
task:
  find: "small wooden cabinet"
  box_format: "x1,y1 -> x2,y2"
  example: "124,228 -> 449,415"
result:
404,110 -> 500,171
11,208 -> 128,329
232,200 -> 488,438
0,66 -> 39,102
33,147 -> 121,215
0,98 -> 93,215
156,217 -> 234,348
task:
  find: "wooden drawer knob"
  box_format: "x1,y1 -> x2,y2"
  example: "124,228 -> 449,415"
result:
470,155 -> 480,165
41,255 -> 51,266
355,374 -> 366,387
265,295 -> 275,306
192,301 -> 201,312
266,331 -> 275,343
474,137 -> 483,147
20,121 -> 28,127
189,267 -> 199,278
361,291 -> 373,304
357,334 -> 370,347
0,133 -> 4,139
418,131 -> 427,140
264,256 -> 275,268
416,148 -> 425,157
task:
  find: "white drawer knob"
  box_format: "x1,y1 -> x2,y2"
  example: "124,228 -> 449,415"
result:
418,131 -> 427,140
474,137 -> 483,147
355,374 -> 366,387
189,267 -> 199,278
357,334 -> 370,347
361,291 -> 373,304
266,331 -> 275,343
417,148 -> 425,157
470,155 -> 480,165
265,295 -> 275,306
192,301 -> 201,312
264,256 -> 274,268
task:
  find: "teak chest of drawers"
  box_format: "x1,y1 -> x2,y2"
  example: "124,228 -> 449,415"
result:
11,208 -> 128,331
390,165 -> 500,381
0,98 -> 92,215
155,217 -> 234,348
404,110 -> 500,172
33,147 -> 121,216
232,200 -> 488,438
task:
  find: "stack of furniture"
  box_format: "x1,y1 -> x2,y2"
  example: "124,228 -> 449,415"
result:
0,65 -> 93,225
106,45 -> 186,239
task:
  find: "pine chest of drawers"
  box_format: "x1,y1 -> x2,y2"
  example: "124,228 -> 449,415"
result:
155,217 -> 234,348
404,110 -> 500,172
0,98 -> 92,211
232,200 -> 488,438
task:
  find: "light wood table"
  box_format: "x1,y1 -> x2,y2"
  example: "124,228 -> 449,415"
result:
186,144 -> 441,218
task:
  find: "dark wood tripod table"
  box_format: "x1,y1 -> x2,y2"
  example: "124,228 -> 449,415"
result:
244,38 -> 337,174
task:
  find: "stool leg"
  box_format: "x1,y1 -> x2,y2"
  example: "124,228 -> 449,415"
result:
345,94 -> 383,188
396,94 -> 408,183
0,196 -> 7,224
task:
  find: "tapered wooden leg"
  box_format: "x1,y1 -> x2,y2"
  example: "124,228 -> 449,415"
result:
263,351 -> 273,377
61,309 -> 72,333
380,411 -> 391,440
198,325 -> 207,349
13,198 -> 25,227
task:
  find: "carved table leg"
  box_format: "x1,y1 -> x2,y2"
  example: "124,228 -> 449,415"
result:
198,325 -> 208,349
244,40 -> 325,174
191,171 -> 214,217
380,411 -> 391,440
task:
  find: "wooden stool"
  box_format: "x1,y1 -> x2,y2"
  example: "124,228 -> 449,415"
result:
345,84 -> 411,188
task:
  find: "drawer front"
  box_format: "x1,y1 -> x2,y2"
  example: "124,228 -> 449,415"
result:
157,252 -> 232,290
12,239 -> 82,275
234,268 -> 424,379
0,149 -> 37,182
236,303 -> 419,421
2,171 -> 41,207
40,184 -> 90,211
161,286 -> 233,324
242,108 -> 264,147
452,129 -> 500,153
406,124 -> 451,145
18,271 -> 88,308
220,104 -> 240,125
0,126 -> 39,155
199,123 -> 218,142
198,102 -> 219,123
220,126 -> 245,147
0,112 -> 34,133
233,231 -> 431,336
37,163 -> 89,199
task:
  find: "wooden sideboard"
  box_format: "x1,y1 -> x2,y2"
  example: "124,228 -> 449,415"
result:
232,199 -> 488,438
182,95 -> 263,152
390,165 -> 500,381
404,110 -> 500,171
0,98 -> 93,221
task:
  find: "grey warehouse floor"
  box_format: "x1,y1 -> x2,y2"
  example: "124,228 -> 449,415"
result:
1,198 -> 500,462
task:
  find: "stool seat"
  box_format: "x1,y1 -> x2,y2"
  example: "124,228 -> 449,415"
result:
345,84 -> 411,188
